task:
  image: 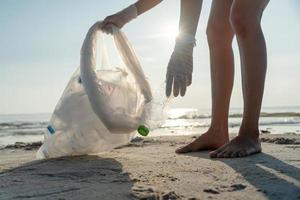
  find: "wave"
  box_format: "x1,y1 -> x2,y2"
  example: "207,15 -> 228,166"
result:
170,112 -> 300,119
228,120 -> 300,128
0,121 -> 48,130
0,130 -> 44,137
162,118 -> 300,128
1,111 -> 299,135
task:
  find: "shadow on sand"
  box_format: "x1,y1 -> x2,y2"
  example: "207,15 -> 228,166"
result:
0,155 -> 134,200
186,151 -> 300,200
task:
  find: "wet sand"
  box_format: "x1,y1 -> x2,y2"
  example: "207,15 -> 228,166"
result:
0,134 -> 300,200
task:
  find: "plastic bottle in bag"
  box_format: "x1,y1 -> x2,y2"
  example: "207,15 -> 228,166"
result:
36,21 -> 166,159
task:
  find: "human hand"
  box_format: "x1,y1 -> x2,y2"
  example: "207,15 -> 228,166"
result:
166,36 -> 195,97
101,4 -> 137,34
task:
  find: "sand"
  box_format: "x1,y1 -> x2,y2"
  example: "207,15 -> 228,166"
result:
0,133 -> 300,200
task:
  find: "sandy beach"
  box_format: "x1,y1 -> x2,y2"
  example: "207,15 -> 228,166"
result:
0,133 -> 299,200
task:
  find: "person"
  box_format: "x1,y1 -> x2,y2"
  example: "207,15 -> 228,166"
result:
101,0 -> 269,158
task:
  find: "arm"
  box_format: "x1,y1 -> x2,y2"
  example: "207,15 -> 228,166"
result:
135,0 -> 162,15
179,0 -> 202,37
101,0 -> 162,33
166,0 -> 203,97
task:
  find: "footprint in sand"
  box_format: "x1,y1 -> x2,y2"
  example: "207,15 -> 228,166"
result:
131,185 -> 182,200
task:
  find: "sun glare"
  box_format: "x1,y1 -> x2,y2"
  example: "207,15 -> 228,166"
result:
160,24 -> 179,39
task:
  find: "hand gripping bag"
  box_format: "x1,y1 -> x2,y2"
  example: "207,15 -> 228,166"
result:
37,22 -> 153,159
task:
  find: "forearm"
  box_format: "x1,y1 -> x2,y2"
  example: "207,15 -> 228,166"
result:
134,0 -> 162,15
179,0 -> 202,36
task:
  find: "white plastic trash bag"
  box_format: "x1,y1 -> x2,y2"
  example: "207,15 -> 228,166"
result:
37,21 -> 153,159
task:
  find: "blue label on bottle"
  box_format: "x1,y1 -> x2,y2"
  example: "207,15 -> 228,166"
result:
47,125 -> 55,134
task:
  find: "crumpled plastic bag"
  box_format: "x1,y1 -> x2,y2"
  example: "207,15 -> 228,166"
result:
37,21 -> 153,159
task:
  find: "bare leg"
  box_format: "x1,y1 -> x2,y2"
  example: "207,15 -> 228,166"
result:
210,0 -> 269,158
176,0 -> 234,153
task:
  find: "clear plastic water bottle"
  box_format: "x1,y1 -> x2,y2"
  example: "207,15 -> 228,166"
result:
136,96 -> 169,137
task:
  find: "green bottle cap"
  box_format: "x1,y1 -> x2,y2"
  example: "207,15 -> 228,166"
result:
137,125 -> 149,136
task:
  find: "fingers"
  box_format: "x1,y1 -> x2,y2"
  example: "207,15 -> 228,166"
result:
166,60 -> 191,97
180,85 -> 186,97
101,16 -> 117,34
166,47 -> 193,97
166,74 -> 173,97
180,76 -> 187,97
101,23 -> 114,35
173,77 -> 180,97
166,74 -> 189,97
176,75 -> 190,97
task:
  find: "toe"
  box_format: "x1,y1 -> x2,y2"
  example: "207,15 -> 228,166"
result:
175,137 -> 203,154
209,144 -> 227,158
222,151 -> 233,158
238,150 -> 247,157
215,145 -> 232,158
247,146 -> 262,156
209,150 -> 216,158
209,149 -> 220,158
175,145 -> 191,154
231,151 -> 240,158
175,142 -> 197,154
216,150 -> 227,158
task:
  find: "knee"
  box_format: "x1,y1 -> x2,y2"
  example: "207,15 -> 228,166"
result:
206,21 -> 233,49
230,8 -> 261,38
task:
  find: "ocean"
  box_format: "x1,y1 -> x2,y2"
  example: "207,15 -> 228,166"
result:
1,106 -> 300,147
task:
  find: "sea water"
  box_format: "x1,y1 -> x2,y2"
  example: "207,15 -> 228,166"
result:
1,106 -> 300,147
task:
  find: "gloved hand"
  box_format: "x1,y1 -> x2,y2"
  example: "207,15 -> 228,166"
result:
101,4 -> 138,34
166,34 -> 196,97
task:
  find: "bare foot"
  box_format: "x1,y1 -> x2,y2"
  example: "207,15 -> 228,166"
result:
175,128 -> 229,154
209,134 -> 261,158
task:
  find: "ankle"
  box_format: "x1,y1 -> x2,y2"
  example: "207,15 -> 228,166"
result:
208,126 -> 229,138
238,126 -> 260,139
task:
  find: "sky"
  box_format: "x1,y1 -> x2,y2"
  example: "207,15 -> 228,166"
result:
0,0 -> 300,114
